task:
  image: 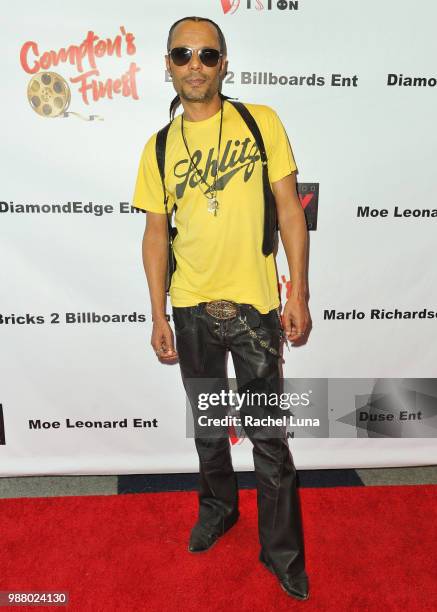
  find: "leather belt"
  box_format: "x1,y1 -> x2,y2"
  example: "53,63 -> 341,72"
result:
205,300 -> 239,320
202,300 -> 287,357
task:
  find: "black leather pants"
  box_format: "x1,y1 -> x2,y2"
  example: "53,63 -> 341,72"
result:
172,301 -> 307,580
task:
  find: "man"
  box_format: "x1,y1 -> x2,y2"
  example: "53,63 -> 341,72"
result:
132,16 -> 311,601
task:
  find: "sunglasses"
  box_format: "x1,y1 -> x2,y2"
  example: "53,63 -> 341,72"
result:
169,47 -> 223,68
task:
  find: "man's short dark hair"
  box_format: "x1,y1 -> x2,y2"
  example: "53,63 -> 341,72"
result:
167,16 -> 228,55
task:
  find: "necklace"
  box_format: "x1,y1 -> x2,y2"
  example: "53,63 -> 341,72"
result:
180,99 -> 224,216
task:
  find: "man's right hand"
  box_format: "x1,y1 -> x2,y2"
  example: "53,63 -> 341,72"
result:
151,317 -> 178,361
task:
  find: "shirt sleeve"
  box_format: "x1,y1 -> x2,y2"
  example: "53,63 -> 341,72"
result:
264,107 -> 298,184
132,133 -> 175,214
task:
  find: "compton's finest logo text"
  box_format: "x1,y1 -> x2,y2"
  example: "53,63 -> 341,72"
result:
20,27 -> 140,119
221,0 -> 299,14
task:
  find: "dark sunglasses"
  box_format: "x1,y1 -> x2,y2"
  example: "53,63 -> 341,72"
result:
169,47 -> 223,67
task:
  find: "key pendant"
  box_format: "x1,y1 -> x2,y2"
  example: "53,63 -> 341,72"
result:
207,196 -> 219,215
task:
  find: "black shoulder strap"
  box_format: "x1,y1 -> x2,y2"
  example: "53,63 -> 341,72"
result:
227,101 -> 268,166
227,100 -> 277,256
156,122 -> 171,203
155,122 -> 174,239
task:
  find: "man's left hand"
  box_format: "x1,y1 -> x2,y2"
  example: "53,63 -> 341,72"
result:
281,296 -> 311,343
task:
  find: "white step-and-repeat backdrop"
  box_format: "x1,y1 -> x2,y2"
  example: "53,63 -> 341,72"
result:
1,0 -> 436,476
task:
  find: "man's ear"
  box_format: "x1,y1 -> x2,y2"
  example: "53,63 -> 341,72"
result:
165,54 -> 171,74
220,57 -> 228,78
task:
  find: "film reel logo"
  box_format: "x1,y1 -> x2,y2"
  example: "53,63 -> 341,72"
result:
27,71 -> 103,121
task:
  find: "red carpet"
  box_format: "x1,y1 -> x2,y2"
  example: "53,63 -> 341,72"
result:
0,484 -> 436,611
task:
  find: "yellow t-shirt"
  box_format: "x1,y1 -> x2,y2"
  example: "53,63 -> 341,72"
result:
132,101 -> 297,314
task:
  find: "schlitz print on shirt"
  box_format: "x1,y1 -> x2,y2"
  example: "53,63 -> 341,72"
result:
174,137 -> 260,199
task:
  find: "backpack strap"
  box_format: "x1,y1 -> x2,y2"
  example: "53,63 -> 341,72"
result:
156,121 -> 178,240
155,122 -> 177,295
227,100 -> 277,256
228,101 -> 268,165
155,122 -> 172,222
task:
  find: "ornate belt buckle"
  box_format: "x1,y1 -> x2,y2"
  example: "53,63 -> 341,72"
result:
205,300 -> 238,320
